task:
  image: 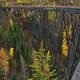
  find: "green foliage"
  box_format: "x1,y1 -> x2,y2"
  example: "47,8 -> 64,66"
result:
6,17 -> 33,67
0,1 -> 4,7
28,42 -> 58,80
0,1 -> 7,7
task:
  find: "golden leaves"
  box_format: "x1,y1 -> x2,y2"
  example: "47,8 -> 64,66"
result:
9,48 -> 14,57
0,48 -> 9,80
0,47 -> 15,79
68,24 -> 73,39
62,31 -> 68,57
17,0 -> 34,5
48,11 -> 56,21
9,17 -> 14,28
17,0 -> 25,4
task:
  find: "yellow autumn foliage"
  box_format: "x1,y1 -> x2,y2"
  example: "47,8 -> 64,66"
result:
68,24 -> 73,39
48,11 -> 56,21
0,48 -> 9,80
9,17 -> 14,28
63,31 -> 66,38
17,0 -> 34,5
62,31 -> 68,57
9,48 -> 14,57
17,0 -> 25,4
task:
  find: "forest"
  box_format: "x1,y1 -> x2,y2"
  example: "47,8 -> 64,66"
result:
0,0 -> 80,80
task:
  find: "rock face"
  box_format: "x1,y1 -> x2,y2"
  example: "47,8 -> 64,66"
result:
71,63 -> 80,80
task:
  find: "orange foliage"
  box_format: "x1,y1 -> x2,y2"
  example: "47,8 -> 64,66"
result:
0,48 -> 9,80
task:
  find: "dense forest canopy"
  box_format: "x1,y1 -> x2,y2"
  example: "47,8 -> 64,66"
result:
0,0 -> 80,80
1,0 -> 80,6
